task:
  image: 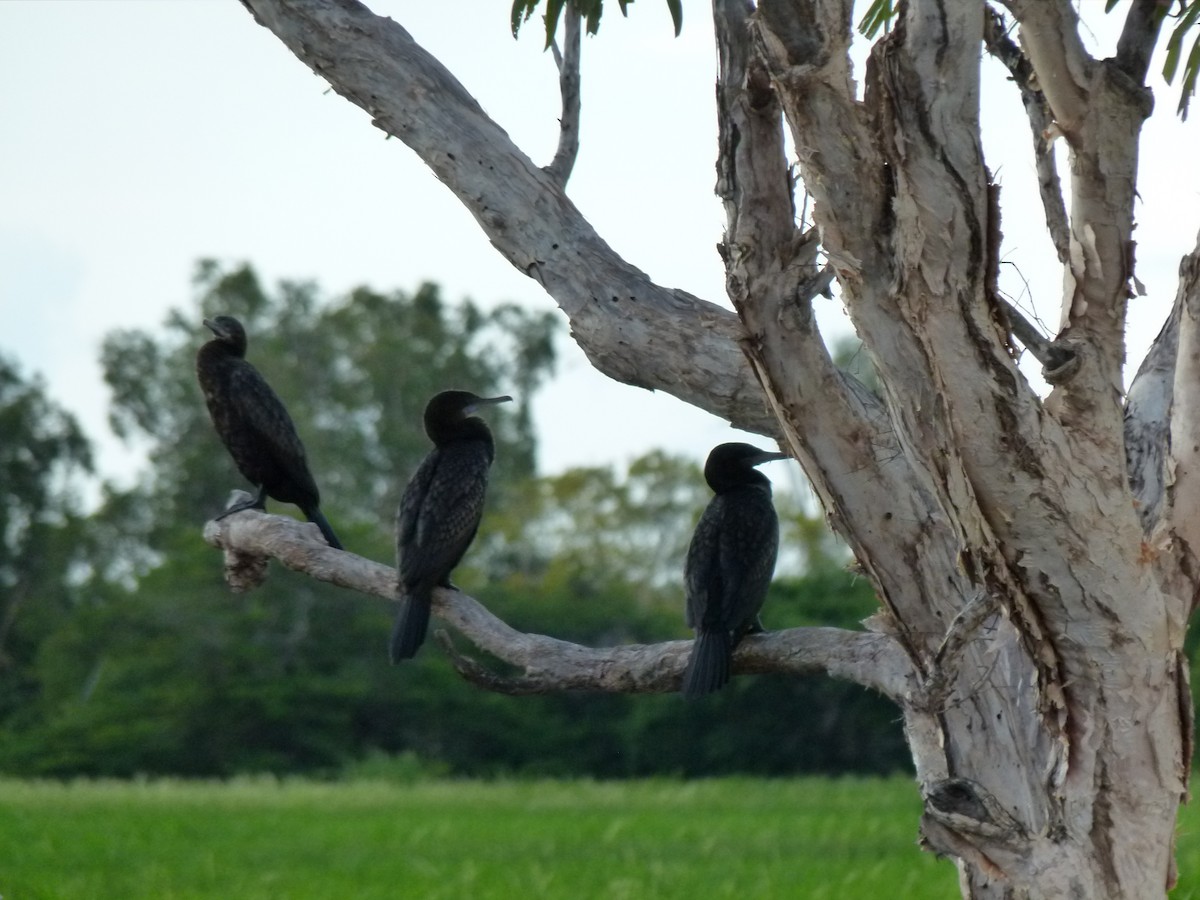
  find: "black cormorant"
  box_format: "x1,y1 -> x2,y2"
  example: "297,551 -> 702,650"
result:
682,442 -> 787,699
196,315 -> 342,550
391,389 -> 512,662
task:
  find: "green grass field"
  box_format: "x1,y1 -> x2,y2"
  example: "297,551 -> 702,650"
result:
2,775 -> 1200,899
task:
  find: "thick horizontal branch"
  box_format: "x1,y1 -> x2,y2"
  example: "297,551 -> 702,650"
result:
202,508 -> 918,702
241,0 -> 774,436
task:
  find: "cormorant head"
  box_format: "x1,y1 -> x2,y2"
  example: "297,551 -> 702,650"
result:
423,390 -> 513,442
703,442 -> 789,493
203,316 -> 248,356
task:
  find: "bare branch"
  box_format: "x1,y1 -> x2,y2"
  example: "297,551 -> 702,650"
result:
241,0 -> 775,436
1007,0 -> 1153,390
202,508 -> 918,701
1004,0 -> 1094,132
1115,0 -> 1171,84
983,8 -> 1069,264
545,3 -> 582,186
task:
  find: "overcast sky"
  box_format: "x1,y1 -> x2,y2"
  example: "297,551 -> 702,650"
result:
2,1 -> 1197,494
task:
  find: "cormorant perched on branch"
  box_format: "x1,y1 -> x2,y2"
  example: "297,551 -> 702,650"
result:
196,315 -> 342,550
391,389 -> 513,662
682,442 -> 788,699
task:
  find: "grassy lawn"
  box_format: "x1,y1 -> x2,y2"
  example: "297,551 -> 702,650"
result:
9,774 -> 1200,898
0,776 -> 960,899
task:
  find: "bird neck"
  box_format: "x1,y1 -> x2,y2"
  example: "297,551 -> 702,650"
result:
429,416 -> 494,448
198,340 -> 245,364
708,469 -> 772,494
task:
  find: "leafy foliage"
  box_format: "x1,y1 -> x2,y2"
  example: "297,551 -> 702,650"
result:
1164,0 -> 1200,116
857,0 -> 895,39
0,355 -> 93,723
511,0 -> 681,48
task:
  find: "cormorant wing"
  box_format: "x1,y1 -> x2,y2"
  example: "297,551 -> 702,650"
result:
715,486 -> 779,631
684,500 -> 725,630
397,441 -> 492,590
225,360 -> 317,495
396,451 -> 438,573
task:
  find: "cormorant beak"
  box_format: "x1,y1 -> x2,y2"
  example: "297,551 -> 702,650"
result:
466,394 -> 513,415
202,318 -> 225,338
752,450 -> 790,468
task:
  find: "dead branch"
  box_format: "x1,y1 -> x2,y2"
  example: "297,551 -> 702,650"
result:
202,507 -> 917,701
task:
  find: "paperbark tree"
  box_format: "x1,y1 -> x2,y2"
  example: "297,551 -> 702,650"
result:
213,0 -> 1200,896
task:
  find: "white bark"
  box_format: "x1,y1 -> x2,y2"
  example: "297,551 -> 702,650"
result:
226,2 -> 1198,897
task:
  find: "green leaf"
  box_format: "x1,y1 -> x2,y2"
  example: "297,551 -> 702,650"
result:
1178,31 -> 1200,118
510,0 -> 680,43
510,0 -> 538,39
543,0 -> 565,49
857,0 -> 895,39
1163,2 -> 1200,82
667,0 -> 682,37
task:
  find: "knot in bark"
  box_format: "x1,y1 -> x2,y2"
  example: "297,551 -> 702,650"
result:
202,490 -> 270,593
923,778 -> 1027,843
1043,340 -> 1081,385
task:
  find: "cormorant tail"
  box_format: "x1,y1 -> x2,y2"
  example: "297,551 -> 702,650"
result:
682,630 -> 733,699
390,592 -> 431,662
305,507 -> 343,551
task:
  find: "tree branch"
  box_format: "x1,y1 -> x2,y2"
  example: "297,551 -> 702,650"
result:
983,7 -> 1070,265
1115,0 -> 1171,84
241,0 -> 775,436
545,3 -> 582,186
1006,0 -> 1154,395
1165,232 -> 1200,556
202,507 -> 918,702
1003,0 -> 1094,133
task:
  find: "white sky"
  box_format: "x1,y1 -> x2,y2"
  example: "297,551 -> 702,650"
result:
2,1 -> 1198,493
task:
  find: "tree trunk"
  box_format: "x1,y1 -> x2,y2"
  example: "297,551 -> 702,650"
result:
228,1 -> 1197,896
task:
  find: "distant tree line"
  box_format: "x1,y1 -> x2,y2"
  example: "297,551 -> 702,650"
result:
0,262 -> 911,778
